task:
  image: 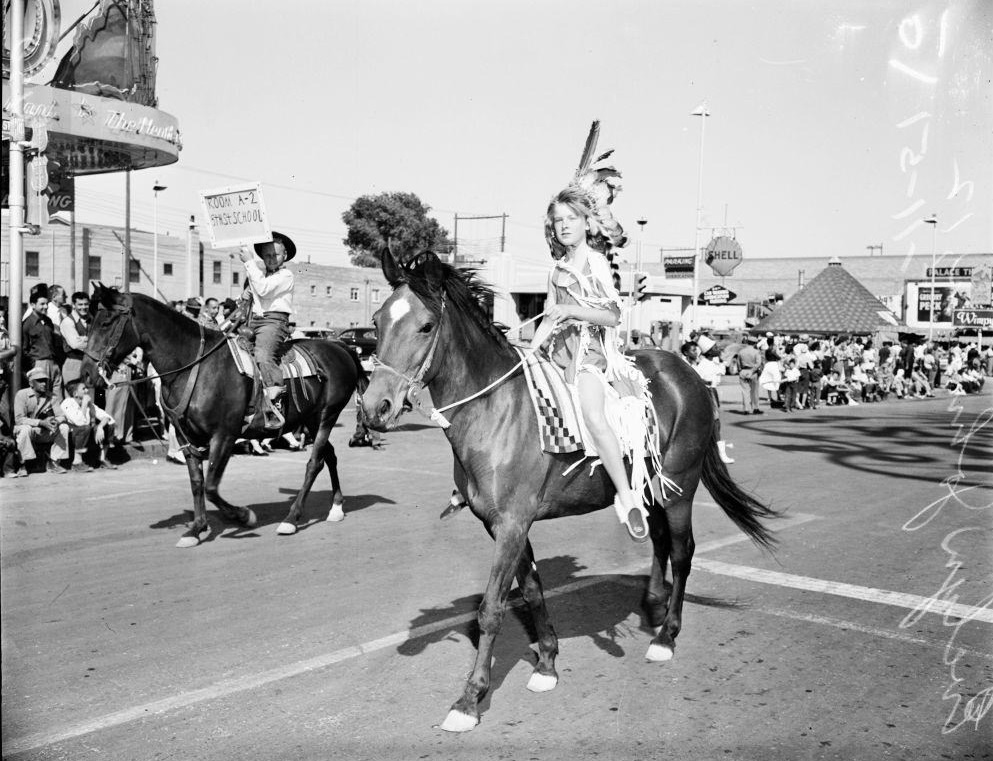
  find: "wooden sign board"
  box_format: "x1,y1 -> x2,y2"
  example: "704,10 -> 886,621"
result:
199,182 -> 272,247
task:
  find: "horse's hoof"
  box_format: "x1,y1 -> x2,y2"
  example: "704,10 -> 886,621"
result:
276,522 -> 298,535
645,643 -> 674,662
439,710 -> 478,733
176,526 -> 210,548
326,503 -> 345,522
526,672 -> 558,693
243,509 -> 258,528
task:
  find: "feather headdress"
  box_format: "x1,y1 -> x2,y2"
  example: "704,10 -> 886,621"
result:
569,120 -> 627,250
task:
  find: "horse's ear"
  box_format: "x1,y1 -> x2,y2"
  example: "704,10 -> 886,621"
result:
381,238 -> 403,287
419,251 -> 447,289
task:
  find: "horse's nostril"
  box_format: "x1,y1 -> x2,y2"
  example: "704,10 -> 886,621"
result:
376,399 -> 392,418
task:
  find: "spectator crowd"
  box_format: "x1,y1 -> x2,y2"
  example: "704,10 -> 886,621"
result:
722,331 -> 990,414
0,285 -> 303,478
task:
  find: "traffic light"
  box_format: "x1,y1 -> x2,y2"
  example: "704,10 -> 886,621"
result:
607,252 -> 621,291
635,272 -> 649,302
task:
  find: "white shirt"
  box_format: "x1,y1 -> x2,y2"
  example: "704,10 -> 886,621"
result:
244,261 -> 294,316
692,356 -> 724,388
61,396 -> 114,427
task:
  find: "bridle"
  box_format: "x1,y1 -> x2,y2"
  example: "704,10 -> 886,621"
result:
368,296 -> 447,416
367,293 -> 542,429
86,303 -> 228,391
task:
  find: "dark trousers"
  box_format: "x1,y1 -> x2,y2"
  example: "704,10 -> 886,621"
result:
248,312 -> 291,388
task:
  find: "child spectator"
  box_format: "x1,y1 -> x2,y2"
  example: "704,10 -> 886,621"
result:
808,359 -> 823,409
61,380 -> 117,471
780,357 -> 800,412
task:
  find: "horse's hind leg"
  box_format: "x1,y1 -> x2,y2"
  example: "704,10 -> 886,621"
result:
515,540 -> 559,693
645,518 -> 672,629
646,496 -> 694,662
204,435 -> 258,529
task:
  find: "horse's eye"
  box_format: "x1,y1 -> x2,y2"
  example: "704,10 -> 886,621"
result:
419,323 -> 434,334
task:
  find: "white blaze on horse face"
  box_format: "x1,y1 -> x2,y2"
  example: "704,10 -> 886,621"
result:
388,295 -> 413,322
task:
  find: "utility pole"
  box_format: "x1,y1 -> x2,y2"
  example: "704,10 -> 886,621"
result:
8,0 -> 28,397
866,243 -> 883,256
690,103 -> 710,335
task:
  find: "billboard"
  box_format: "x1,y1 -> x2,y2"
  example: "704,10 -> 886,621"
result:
904,280 -> 974,329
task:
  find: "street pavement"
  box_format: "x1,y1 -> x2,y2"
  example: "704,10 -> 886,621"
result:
1,385 -> 991,760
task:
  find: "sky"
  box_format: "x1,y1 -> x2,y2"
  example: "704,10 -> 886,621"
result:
31,0 -> 993,272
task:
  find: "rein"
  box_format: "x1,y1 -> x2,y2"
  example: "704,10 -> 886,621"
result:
371,306 -> 544,429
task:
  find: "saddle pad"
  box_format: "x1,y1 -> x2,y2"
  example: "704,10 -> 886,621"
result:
517,348 -> 583,454
517,348 -> 662,460
227,338 -> 321,381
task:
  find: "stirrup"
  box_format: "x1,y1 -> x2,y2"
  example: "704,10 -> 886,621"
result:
262,397 -> 285,430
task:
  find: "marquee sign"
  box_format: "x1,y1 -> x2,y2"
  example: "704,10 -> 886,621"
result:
704,236 -> 743,277
1,0 -> 61,78
952,309 -> 993,329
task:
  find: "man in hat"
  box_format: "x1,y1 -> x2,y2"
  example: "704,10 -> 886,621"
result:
736,335 -> 764,415
13,367 -> 70,475
238,231 -> 297,429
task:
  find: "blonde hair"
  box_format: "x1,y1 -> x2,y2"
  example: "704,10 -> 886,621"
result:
544,187 -> 610,261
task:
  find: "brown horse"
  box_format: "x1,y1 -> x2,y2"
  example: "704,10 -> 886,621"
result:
361,251 -> 778,732
82,286 -> 366,547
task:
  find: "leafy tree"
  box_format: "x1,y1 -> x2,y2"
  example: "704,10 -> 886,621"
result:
343,191 -> 453,267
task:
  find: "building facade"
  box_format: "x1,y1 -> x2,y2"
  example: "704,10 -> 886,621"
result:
0,216 -> 388,330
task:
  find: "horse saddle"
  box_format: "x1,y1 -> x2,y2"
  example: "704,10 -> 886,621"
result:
227,337 -> 322,432
227,337 -> 321,381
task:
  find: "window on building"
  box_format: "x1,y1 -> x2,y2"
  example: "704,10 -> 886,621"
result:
325,285 -> 332,296
163,263 -> 173,276
25,250 -> 40,277
129,259 -> 140,284
87,255 -> 102,282
212,260 -> 222,284
371,288 -> 381,303
349,287 -> 360,301
310,284 -> 317,296
232,271 -> 239,286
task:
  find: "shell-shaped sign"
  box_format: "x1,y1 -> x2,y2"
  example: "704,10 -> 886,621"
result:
2,0 -> 61,78
704,236 -> 743,277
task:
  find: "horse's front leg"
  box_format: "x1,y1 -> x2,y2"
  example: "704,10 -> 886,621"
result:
177,452 -> 210,548
441,523 -> 529,733
204,434 -> 258,529
516,539 -> 559,693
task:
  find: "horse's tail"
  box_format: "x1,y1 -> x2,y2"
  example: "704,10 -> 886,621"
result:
700,431 -> 780,551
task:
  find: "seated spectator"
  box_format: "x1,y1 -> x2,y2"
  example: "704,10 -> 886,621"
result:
909,364 -> 935,398
13,367 -> 70,475
851,363 -> 877,402
823,370 -> 855,405
61,380 -> 117,471
891,369 -> 908,399
876,362 -> 895,400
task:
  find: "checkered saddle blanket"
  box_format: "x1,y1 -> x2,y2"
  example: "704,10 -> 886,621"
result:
517,348 -> 661,460
227,338 -> 321,381
518,348 -> 584,454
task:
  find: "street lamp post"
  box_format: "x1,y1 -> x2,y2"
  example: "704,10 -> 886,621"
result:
690,103 -> 710,335
924,214 -> 938,343
625,218 -> 648,343
153,181 -> 167,299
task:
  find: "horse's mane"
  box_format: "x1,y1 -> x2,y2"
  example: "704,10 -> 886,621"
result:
398,252 -> 513,352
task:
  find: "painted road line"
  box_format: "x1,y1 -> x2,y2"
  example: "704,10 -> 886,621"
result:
4,518 -> 820,753
2,572 -> 610,756
694,558 -> 993,625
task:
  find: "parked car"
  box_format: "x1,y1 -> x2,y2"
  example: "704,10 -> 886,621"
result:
336,327 -> 378,357
293,326 -> 337,340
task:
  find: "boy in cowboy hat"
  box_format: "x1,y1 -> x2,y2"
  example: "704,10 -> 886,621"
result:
238,231 -> 297,430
